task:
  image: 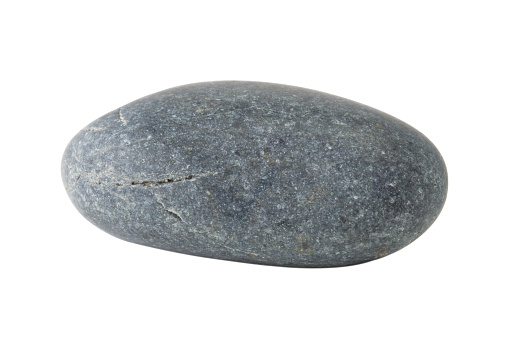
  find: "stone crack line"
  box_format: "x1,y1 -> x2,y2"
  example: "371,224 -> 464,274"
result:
118,108 -> 127,126
154,194 -> 184,222
82,171 -> 219,187
129,171 -> 218,187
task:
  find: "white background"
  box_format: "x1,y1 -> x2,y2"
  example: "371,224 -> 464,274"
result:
1,1 -> 507,338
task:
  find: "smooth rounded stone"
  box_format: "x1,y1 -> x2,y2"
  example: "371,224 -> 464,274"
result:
62,81 -> 447,268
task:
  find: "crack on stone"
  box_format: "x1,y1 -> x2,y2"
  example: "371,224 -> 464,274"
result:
81,171 -> 219,187
154,195 -> 184,222
130,174 -> 196,186
165,208 -> 183,222
118,108 -> 127,126
129,171 -> 218,187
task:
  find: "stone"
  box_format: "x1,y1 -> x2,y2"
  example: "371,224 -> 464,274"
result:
62,81 -> 447,267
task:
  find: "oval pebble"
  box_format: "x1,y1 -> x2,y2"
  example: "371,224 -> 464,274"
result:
62,81 -> 447,267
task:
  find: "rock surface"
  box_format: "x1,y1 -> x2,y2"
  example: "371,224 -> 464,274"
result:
62,81 -> 447,267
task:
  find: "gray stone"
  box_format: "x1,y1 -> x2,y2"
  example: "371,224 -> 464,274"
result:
62,81 -> 447,267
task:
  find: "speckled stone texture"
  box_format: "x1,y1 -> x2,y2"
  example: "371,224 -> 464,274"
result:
62,81 -> 447,267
